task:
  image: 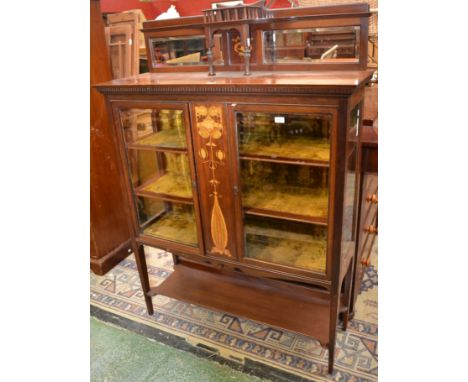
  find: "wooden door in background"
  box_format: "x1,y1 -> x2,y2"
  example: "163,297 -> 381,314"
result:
105,24 -> 132,79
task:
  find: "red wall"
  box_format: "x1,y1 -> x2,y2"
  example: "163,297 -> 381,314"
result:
100,0 -> 293,19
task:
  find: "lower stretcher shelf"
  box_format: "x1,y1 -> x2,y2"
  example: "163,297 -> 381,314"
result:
149,262 -> 331,345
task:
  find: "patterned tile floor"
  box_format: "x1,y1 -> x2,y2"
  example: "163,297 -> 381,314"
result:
90,245 -> 377,382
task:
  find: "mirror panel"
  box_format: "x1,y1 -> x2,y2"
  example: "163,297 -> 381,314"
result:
149,34 -> 224,67
263,26 -> 360,64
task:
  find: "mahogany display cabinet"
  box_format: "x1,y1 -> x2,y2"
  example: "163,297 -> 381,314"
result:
96,3 -> 373,374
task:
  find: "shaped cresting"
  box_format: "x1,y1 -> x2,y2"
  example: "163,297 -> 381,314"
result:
203,1 -> 272,76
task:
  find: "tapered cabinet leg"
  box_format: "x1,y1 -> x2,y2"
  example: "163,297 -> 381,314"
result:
342,258 -> 354,331
328,287 -> 340,374
132,241 -> 154,315
328,341 -> 335,374
342,311 -> 349,331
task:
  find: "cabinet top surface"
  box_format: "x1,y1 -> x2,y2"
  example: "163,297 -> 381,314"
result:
96,71 -> 374,93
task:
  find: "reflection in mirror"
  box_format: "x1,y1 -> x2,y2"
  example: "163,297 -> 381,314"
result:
263,26 -> 360,64
149,34 -> 224,67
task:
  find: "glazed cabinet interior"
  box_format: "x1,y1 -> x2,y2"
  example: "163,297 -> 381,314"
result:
111,99 -> 360,288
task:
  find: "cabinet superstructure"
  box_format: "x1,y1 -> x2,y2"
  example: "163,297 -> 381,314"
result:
97,3 -> 373,374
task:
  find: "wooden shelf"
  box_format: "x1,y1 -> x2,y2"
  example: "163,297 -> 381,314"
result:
242,185 -> 329,221
127,144 -> 187,154
274,58 -> 358,64
136,173 -> 193,203
128,129 -> 187,151
244,207 -> 327,226
239,137 -> 330,163
149,262 -> 331,345
240,154 -> 329,167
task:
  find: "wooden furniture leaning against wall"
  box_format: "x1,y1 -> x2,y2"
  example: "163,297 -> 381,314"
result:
90,0 -> 132,275
105,24 -> 133,79
96,3 -> 374,374
107,10 -> 146,77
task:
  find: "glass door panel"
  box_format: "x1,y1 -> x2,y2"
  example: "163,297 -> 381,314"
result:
127,149 -> 192,200
245,215 -> 327,273
237,111 -> 331,163
136,196 -> 198,247
241,160 -> 329,220
235,106 -> 334,274
118,107 -> 200,249
121,108 -> 187,149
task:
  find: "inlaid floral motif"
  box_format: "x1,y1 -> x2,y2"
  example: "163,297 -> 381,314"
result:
194,105 -> 231,257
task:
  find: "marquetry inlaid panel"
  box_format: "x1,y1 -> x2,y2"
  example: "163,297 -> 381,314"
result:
190,104 -> 238,259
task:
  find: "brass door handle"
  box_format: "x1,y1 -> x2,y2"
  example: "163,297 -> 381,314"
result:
364,225 -> 378,234
366,194 -> 378,204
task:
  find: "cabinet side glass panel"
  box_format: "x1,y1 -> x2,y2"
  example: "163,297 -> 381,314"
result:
341,104 -> 360,259
236,109 -> 331,273
263,26 -> 360,65
119,108 -> 198,247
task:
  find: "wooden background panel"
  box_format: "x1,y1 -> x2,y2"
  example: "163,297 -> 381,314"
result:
91,0 -> 132,274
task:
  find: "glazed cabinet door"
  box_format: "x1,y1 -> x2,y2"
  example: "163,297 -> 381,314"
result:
112,102 -> 204,255
228,104 -> 338,279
